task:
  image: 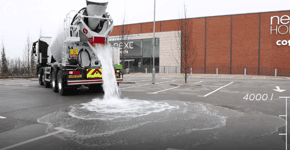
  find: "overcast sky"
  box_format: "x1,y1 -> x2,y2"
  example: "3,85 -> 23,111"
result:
1,0 -> 290,60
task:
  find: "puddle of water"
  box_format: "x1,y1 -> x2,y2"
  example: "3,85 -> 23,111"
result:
37,45 -> 232,147
38,100 -> 228,146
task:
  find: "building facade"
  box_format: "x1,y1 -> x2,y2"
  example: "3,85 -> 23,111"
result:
110,10 -> 290,76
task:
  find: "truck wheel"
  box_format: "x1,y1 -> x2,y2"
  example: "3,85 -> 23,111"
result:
42,70 -> 50,88
44,79 -> 50,88
39,69 -> 44,86
57,71 -> 67,96
52,69 -> 58,93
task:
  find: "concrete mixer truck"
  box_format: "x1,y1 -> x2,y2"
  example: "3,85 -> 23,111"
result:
32,1 -> 123,96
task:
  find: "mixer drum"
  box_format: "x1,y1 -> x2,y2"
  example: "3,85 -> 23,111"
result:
86,1 -> 108,31
48,24 -> 65,64
48,1 -> 109,64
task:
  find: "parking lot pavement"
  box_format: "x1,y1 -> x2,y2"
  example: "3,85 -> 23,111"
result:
0,78 -> 39,87
0,77 -> 289,150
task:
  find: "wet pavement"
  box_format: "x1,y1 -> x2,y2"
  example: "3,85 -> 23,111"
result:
0,75 -> 289,150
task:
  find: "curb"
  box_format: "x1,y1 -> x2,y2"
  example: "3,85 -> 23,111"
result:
170,84 -> 180,87
170,82 -> 201,87
124,74 -> 290,81
0,76 -> 37,79
120,81 -> 136,84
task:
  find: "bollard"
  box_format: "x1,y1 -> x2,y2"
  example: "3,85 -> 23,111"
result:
244,68 -> 247,76
216,68 -> 218,75
275,69 -> 277,77
191,68 -> 193,74
145,68 -> 147,74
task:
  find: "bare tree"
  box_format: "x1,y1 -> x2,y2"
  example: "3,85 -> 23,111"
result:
22,35 -> 31,76
1,41 -> 9,76
11,58 -> 18,75
22,46 -> 28,76
119,12 -> 131,72
175,5 -> 197,83
30,50 -> 36,77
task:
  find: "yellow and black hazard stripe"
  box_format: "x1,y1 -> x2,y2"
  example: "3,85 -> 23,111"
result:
87,69 -> 102,79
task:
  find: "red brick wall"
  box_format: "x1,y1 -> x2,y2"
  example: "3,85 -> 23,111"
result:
160,20 -> 180,32
232,14 -> 259,75
206,16 -> 231,74
127,24 -> 142,35
191,18 -> 205,68
110,26 -> 122,36
110,11 -> 290,76
138,22 -> 161,33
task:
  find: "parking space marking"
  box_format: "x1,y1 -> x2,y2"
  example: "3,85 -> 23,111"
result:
140,79 -> 152,82
201,82 -> 234,97
120,80 -> 175,90
0,116 -> 6,119
148,86 -> 181,94
147,81 -> 202,94
120,84 -> 151,90
0,127 -> 75,150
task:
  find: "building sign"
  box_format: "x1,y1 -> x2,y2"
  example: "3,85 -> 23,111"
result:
271,15 -> 290,46
270,15 -> 290,35
109,38 -> 160,57
112,41 -> 134,54
276,40 -> 290,46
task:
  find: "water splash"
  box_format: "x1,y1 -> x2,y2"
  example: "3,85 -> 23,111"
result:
69,97 -> 178,121
94,45 -> 120,99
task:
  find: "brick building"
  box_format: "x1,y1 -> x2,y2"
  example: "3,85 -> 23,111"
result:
109,10 -> 290,76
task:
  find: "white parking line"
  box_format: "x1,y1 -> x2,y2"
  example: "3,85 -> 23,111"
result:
120,80 -> 175,90
0,116 -> 6,119
147,81 -> 202,94
201,82 -> 234,97
148,86 -> 181,94
0,127 -> 75,150
120,84 -> 150,90
140,79 -> 152,82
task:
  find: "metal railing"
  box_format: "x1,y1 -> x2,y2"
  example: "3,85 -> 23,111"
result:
157,66 -> 290,77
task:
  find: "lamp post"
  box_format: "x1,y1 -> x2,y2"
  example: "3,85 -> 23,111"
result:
152,0 -> 156,84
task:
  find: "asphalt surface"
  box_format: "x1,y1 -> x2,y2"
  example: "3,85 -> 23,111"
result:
0,75 -> 289,150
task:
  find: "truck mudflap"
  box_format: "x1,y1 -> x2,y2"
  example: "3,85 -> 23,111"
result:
67,78 -> 123,85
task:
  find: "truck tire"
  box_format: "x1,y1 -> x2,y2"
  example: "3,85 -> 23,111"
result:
39,69 -> 44,86
52,69 -> 58,93
57,71 -> 68,96
44,79 -> 50,88
41,71 -> 50,88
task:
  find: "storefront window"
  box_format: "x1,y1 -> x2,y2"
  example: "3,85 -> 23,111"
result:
109,38 -> 160,73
